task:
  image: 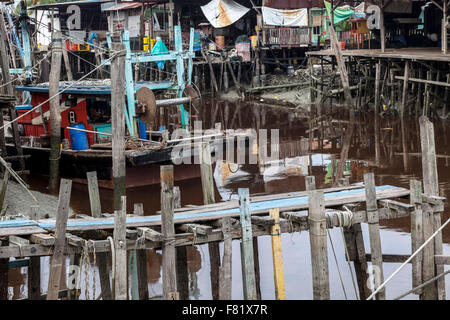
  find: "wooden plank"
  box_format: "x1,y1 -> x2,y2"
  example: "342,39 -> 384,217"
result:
219,217 -> 232,300
176,246 -> 189,300
28,256 -> 41,300
87,171 -> 102,218
48,32 -> 63,193
419,116 -> 444,300
253,237 -> 261,300
434,255 -> 450,265
134,203 -> 148,300
308,190 -> 330,300
364,173 -> 385,300
46,179 -> 72,300
32,186 -> 410,232
410,179 -> 423,294
113,196 -> 127,300
161,165 -> 179,300
344,223 -> 371,299
111,42 -> 126,211
269,208 -> 285,300
421,203 -> 437,300
400,61 -> 410,117
238,188 -> 257,300
0,226 -> 47,237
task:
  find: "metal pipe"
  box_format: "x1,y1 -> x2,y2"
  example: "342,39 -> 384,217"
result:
155,97 -> 191,107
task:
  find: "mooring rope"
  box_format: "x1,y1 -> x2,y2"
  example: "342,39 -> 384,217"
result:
393,269 -> 450,300
327,229 -> 348,300
367,215 -> 450,300
107,236 -> 115,299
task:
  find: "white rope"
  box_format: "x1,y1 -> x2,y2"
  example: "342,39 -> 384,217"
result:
327,229 -> 348,299
0,50 -> 124,131
394,269 -> 450,300
107,236 -> 115,299
367,215 -> 450,300
0,156 -> 37,203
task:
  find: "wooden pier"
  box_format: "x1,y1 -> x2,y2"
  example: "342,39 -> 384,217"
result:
0,171 -> 447,299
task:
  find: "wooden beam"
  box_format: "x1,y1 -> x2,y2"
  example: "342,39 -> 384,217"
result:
113,196 -> 127,300
364,173 -> 385,300
46,179 -> 72,300
238,188 -> 257,300
269,208 -> 285,300
219,217 -> 232,300
308,190 -> 330,300
161,165 -> 179,300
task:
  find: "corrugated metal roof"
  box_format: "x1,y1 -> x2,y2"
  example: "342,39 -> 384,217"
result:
101,2 -> 142,11
30,0 -> 112,11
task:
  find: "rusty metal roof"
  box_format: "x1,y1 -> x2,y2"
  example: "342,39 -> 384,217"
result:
263,0 -> 324,9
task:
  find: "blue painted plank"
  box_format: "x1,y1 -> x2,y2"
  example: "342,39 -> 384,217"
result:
0,219 -> 38,229
36,185 -> 402,230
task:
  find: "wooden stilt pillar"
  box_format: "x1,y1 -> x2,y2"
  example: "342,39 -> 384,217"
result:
161,165 -> 179,300
111,43 -> 127,211
238,188 -> 257,300
308,190 -> 330,300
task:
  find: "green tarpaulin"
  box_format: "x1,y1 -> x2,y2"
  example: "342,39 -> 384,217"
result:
324,1 -> 354,24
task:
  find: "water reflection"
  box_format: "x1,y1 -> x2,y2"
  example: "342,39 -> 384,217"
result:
13,98 -> 450,299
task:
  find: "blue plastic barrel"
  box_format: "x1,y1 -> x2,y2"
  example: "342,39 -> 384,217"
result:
68,123 -> 89,150
139,120 -> 147,139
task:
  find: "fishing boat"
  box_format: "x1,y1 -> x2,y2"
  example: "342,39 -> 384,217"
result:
8,27 -> 239,189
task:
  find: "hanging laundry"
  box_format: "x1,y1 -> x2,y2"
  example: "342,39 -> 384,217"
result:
261,7 -> 308,27
200,0 -> 250,28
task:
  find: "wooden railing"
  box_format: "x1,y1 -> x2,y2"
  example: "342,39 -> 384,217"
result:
263,27 -> 310,47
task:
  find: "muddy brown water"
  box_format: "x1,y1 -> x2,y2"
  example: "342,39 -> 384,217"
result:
7,99 -> 450,300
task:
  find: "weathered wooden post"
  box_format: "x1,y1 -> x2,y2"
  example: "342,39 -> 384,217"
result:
374,62 -> 381,165
238,188 -> 257,300
133,203 -> 149,300
61,38 -> 73,81
48,32 -> 63,194
111,42 -> 127,211
47,179 -> 72,300
364,172 -> 385,300
269,208 -> 285,300
419,116 -> 445,300
410,179 -> 423,294
161,165 -> 179,300
198,141 -> 221,300
219,217 -> 232,300
173,187 -> 189,300
87,171 -> 112,300
308,190 -> 330,300
113,196 -> 127,300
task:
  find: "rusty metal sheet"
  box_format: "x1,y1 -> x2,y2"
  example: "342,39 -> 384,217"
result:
263,0 -> 324,9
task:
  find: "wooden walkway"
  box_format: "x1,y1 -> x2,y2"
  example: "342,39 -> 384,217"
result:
306,47 -> 450,63
0,184 -> 409,238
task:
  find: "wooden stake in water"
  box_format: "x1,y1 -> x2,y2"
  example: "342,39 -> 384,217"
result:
419,116 -> 444,299
47,179 -> 72,300
238,188 -> 257,300
410,179 -> 423,294
113,196 -> 127,300
364,172 -> 385,300
308,190 -> 330,300
48,32 -> 63,194
87,171 -> 112,300
219,217 -> 232,300
134,203 -> 149,300
161,165 -> 179,300
269,208 -> 286,300
111,42 -> 127,211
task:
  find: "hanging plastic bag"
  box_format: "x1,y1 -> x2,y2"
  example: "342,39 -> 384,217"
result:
151,37 -> 169,69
